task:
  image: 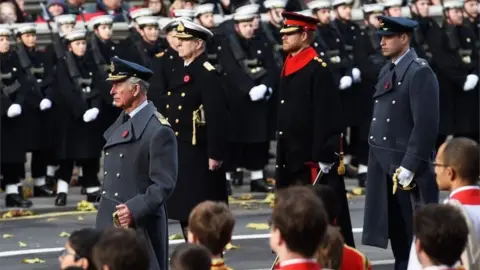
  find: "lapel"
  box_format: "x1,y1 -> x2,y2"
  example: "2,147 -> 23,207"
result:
169,54 -> 206,90
373,49 -> 417,98
103,102 -> 156,149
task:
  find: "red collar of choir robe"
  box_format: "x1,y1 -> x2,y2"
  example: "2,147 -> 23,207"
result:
275,258 -> 321,270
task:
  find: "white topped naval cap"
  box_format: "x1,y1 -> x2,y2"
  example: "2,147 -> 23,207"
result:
443,0 -> 464,9
307,0 -> 331,10
89,15 -> 113,28
363,3 -> 384,13
64,30 -> 87,42
173,9 -> 195,18
235,4 -> 260,14
194,3 -> 215,17
130,8 -> 153,20
264,0 -> 287,9
0,27 -> 10,36
332,0 -> 354,7
173,19 -> 213,40
382,0 -> 403,8
16,24 -> 36,35
136,16 -> 160,27
158,17 -> 172,29
295,9 -> 314,17
55,14 -> 76,25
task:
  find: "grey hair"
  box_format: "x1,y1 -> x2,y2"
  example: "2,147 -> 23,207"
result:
127,77 -> 150,94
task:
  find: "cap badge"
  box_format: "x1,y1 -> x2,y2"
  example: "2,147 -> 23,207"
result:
177,23 -> 185,32
110,62 -> 115,73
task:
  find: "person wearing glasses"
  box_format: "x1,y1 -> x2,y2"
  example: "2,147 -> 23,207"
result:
58,228 -> 102,270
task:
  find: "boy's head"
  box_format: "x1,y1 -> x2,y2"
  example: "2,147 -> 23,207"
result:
312,185 -> 340,224
170,243 -> 212,270
92,228 -> 149,270
414,204 -> 469,267
270,186 -> 328,258
187,201 -> 235,255
316,225 -> 344,270
435,137 -> 479,190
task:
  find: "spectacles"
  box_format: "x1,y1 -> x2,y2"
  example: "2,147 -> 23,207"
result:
431,162 -> 450,167
59,249 -> 80,260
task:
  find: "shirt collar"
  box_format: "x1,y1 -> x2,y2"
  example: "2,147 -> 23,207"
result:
393,48 -> 410,65
128,100 -> 148,118
449,185 -> 480,198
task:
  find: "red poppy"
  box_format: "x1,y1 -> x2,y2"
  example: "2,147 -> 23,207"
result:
122,130 -> 129,138
384,81 -> 390,89
184,75 -> 190,83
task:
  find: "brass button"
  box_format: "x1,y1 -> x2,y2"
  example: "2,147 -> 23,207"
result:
178,105 -> 182,110
175,119 -> 179,123
175,131 -> 179,136
167,91 -> 171,96
166,104 -> 169,109
181,92 -> 185,97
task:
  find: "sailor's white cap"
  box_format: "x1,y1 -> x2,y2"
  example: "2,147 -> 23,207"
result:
55,14 -> 76,25
332,0 -> 354,7
443,0 -> 463,9
16,24 -> 36,35
136,16 -> 160,27
130,8 -> 153,20
173,19 -> 213,40
363,3 -> 385,13
382,0 -> 403,8
308,0 -> 331,10
64,30 -> 87,42
295,9 -> 314,17
264,0 -> 287,9
194,3 -> 215,17
235,4 -> 260,14
158,17 -> 172,29
89,15 -> 113,28
173,9 -> 195,18
0,27 -> 10,36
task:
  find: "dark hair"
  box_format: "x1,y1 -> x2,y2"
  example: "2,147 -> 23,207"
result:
93,228 -> 149,270
312,185 -> 339,224
170,243 -> 212,270
442,137 -> 479,184
272,186 -> 328,257
414,204 -> 469,266
68,228 -> 103,270
188,201 -> 235,255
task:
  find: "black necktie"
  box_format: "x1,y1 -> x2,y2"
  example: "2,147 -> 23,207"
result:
122,113 -> 130,124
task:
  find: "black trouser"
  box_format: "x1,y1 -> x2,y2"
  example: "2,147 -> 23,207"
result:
1,162 -> 24,186
30,150 -> 51,178
225,142 -> 270,172
55,158 -> 100,188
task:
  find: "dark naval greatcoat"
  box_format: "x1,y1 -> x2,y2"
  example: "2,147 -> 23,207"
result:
95,102 -> 178,270
362,50 -> 439,249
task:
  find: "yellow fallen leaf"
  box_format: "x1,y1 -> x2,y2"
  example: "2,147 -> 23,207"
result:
77,216 -> 84,221
351,187 -> 364,196
237,194 -> 253,200
22,258 -> 45,264
169,234 -> 183,240
262,193 -> 275,204
225,242 -> 239,250
246,223 -> 270,230
1,210 -> 34,219
59,232 -> 70,238
77,200 -> 96,211
18,241 -> 27,247
266,177 -> 276,185
46,218 -> 57,222
3,234 -> 14,239
22,187 -> 33,198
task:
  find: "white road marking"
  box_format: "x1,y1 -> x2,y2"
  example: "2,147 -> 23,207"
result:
0,228 -> 365,258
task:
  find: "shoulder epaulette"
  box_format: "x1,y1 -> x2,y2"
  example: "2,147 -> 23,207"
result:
203,61 -> 216,71
155,51 -> 165,58
154,111 -> 170,126
413,57 -> 428,66
313,56 -> 328,67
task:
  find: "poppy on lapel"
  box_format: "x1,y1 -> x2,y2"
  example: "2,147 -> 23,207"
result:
384,81 -> 391,89
122,130 -> 129,138
184,75 -> 190,83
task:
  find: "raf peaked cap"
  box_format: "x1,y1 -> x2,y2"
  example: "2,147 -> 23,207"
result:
106,57 -> 154,82
280,11 -> 319,34
173,19 -> 213,40
376,15 -> 418,36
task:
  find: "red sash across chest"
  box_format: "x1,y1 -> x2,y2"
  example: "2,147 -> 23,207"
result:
282,47 -> 318,77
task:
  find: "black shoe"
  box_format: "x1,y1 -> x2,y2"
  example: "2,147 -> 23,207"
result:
86,190 -> 101,203
250,179 -> 274,193
358,173 -> 367,188
55,192 -> 67,206
5,194 -> 33,208
34,185 -> 55,197
232,171 -> 244,186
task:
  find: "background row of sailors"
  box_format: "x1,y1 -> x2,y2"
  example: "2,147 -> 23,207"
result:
1,0 -> 478,208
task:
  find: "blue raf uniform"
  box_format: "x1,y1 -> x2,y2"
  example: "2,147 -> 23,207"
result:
95,57 -> 178,270
361,16 -> 439,270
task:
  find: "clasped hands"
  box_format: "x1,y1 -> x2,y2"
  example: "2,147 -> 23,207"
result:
392,166 -> 415,194
114,204 -> 133,228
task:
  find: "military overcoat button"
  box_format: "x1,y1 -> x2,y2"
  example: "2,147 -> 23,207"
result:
383,137 -> 387,140
119,153 -> 124,158
114,193 -> 118,197
104,171 -> 108,175
106,152 -> 109,156
116,173 -> 120,178
370,136 -> 373,139
102,191 -> 106,195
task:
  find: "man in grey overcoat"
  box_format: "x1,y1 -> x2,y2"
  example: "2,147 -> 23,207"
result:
95,57 -> 178,270
362,16 -> 439,270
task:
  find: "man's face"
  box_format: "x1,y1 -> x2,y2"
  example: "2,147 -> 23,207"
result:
177,38 -> 201,59
236,21 -> 254,39
367,13 -> 382,28
48,4 -> 64,16
380,34 -> 406,57
315,8 -> 331,24
69,39 -> 87,56
386,6 -> 402,17
20,33 -> 37,48
412,0 -> 430,17
0,36 -> 10,53
269,8 -> 285,24
434,144 -> 453,191
110,80 -> 136,108
447,8 -> 464,25
102,0 -> 121,10
198,13 -> 215,29
141,25 -> 160,43
464,0 -> 478,18
60,23 -> 75,36
282,31 -> 304,53
335,5 -> 352,20
166,30 -> 180,51
95,24 -> 113,40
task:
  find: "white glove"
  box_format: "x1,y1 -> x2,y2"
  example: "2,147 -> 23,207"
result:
397,166 -> 414,187
352,68 -> 361,83
249,84 -> 267,101
463,74 -> 479,91
83,107 -> 99,123
339,76 -> 353,90
318,162 -> 334,174
7,103 -> 22,118
39,98 -> 52,111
